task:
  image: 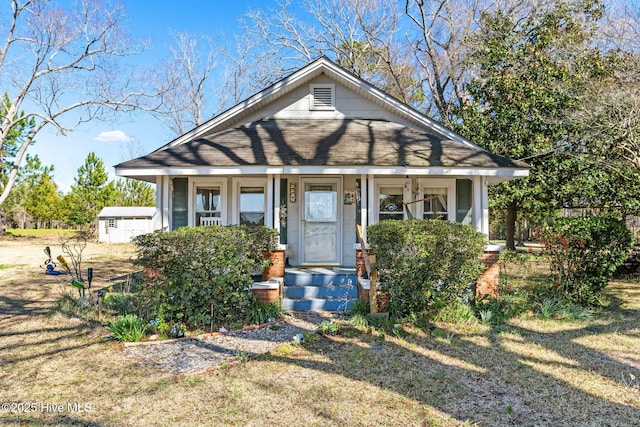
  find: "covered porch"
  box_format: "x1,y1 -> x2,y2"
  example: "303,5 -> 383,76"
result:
149,172 -> 496,269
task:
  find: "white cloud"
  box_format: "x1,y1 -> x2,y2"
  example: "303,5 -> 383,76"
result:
95,130 -> 132,143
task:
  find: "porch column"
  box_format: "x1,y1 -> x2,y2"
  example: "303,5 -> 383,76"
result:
367,174 -> 375,239
360,174 -> 368,243
473,176 -> 483,235
157,176 -> 170,231
273,174 -> 281,233
481,178 -> 489,236
267,174 -> 275,228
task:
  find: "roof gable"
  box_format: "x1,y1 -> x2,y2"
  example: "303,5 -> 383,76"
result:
156,57 -> 483,153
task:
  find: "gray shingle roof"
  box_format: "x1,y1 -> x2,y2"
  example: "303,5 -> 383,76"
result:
116,119 -> 528,170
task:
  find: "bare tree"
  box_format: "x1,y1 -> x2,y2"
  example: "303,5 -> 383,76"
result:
243,0 -> 421,105
0,0 -> 155,219
243,0 -> 547,119
404,0 -> 480,121
570,51 -> 640,173
145,31 -> 220,136
565,0 -> 640,173
598,0 -> 640,52
404,0 -> 551,122
217,33 -> 281,110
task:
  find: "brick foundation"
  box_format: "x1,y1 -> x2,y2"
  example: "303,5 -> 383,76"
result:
357,278 -> 370,301
251,281 -> 282,305
476,249 -> 501,298
356,277 -> 389,312
262,250 -> 286,280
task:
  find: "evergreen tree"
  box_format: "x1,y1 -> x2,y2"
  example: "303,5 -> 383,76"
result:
67,153 -> 118,229
452,1 -> 628,248
24,175 -> 64,228
114,179 -> 155,207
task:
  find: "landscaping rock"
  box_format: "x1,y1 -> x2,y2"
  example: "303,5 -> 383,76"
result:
122,313 -> 341,374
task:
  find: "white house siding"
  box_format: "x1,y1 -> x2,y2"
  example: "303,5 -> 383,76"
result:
241,76 -> 419,129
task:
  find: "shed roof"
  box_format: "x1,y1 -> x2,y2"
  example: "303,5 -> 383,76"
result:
98,207 -> 156,218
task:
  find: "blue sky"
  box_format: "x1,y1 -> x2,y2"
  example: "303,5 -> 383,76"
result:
30,0 -> 271,192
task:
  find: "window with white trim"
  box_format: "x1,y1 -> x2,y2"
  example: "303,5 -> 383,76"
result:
193,179 -> 227,226
239,186 -> 266,226
310,84 -> 335,110
195,186 -> 221,225
422,188 -> 448,220
107,218 -> 118,228
378,186 -> 405,221
418,179 -> 455,222
233,178 -> 268,227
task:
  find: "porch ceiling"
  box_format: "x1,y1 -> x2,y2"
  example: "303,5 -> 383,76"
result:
116,119 -> 528,171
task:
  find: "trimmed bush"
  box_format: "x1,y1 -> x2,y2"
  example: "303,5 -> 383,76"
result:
367,219 -> 486,320
543,216 -> 632,305
132,225 -> 276,330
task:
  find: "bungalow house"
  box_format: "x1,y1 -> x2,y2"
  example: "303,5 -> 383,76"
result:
115,57 -> 528,309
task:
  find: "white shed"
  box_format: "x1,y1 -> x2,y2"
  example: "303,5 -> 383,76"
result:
97,207 -> 156,243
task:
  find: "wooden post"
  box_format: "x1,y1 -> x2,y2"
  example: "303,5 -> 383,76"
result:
369,255 -> 378,314
98,293 -> 103,323
356,224 -> 378,313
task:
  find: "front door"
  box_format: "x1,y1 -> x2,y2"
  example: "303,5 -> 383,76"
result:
300,177 -> 341,264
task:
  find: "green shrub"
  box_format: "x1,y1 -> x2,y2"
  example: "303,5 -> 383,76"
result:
132,226 -> 275,330
543,217 -> 632,306
433,301 -> 478,324
558,303 -> 593,320
103,293 -> 135,315
349,313 -> 370,328
478,309 -> 493,324
473,285 -> 532,325
105,314 -> 146,342
538,297 -> 562,319
349,299 -> 371,316
244,301 -> 283,325
317,320 -> 342,335
367,219 -> 486,321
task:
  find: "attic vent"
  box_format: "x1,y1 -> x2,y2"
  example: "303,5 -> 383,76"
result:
310,84 -> 335,110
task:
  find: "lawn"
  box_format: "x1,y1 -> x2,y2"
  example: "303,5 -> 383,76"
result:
0,235 -> 638,426
6,228 -> 78,238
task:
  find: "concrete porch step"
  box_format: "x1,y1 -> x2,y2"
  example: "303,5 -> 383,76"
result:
283,267 -> 358,312
283,285 -> 358,299
282,297 -> 357,312
284,267 -> 357,287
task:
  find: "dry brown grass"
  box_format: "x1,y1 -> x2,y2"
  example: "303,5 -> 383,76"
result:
0,236 -> 638,426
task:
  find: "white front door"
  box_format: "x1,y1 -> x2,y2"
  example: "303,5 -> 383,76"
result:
300,177 -> 341,264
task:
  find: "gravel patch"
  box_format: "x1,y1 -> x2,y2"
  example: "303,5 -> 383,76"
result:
123,312 -> 340,374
